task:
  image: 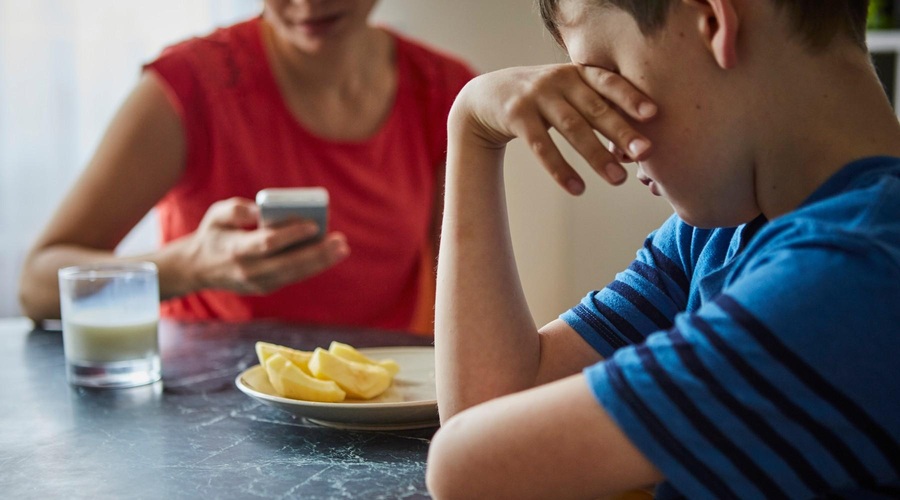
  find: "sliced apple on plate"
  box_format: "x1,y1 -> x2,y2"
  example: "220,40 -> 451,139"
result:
328,341 -> 401,376
264,353 -> 346,403
309,348 -> 392,400
256,341 -> 313,375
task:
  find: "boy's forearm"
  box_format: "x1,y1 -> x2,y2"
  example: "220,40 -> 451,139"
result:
434,111 -> 542,420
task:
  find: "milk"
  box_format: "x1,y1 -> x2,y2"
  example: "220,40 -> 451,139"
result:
63,314 -> 159,363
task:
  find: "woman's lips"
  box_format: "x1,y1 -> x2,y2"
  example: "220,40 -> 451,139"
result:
292,13 -> 343,35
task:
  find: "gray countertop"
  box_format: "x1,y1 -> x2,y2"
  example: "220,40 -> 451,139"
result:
0,318 -> 437,499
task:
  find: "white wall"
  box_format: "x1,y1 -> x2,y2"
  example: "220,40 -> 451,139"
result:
373,0 -> 673,326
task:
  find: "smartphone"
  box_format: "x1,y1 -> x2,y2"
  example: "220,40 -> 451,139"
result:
256,187 -> 329,241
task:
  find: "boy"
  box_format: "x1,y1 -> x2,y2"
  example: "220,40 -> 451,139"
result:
426,0 -> 900,498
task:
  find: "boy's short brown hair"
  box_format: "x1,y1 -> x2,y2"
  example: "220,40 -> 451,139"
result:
537,0 -> 869,52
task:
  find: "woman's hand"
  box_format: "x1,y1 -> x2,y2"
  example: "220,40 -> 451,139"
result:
450,64 -> 657,194
167,197 -> 350,296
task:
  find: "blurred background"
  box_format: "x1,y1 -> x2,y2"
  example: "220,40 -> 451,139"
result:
4,0 -> 897,326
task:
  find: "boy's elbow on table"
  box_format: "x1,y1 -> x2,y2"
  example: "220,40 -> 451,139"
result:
426,413 -> 487,499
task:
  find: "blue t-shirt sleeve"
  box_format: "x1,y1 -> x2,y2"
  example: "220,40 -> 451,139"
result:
587,234 -> 900,498
562,214 -> 697,358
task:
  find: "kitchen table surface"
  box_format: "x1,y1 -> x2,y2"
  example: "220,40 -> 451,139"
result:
0,317 -> 437,499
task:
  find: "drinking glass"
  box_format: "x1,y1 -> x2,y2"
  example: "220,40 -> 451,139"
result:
58,262 -> 161,388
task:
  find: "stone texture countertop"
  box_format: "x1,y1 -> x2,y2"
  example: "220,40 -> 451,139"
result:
0,318 -> 436,499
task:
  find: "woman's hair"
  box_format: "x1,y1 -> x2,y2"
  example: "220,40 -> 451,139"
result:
537,0 -> 869,52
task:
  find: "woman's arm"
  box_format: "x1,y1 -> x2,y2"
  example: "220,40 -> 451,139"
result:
19,72 -> 350,322
19,73 -> 188,321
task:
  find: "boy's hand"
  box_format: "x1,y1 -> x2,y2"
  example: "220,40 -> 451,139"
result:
168,197 -> 350,296
450,64 -> 656,194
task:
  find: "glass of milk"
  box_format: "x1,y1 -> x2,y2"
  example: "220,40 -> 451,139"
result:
58,262 -> 161,388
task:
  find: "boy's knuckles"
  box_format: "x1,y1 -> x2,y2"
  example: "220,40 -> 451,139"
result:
501,97 -> 529,121
529,138 -> 550,157
540,64 -> 573,81
593,70 -> 619,89
584,98 -> 611,120
556,114 -> 583,134
614,128 -> 637,146
527,67 -> 568,93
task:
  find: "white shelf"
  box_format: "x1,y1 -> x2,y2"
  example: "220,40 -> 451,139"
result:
867,30 -> 900,116
868,30 -> 900,52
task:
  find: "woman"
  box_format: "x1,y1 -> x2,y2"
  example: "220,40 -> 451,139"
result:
18,0 -> 475,333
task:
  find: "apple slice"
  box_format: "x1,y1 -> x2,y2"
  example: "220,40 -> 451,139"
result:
256,341 -> 313,375
264,353 -> 345,402
309,348 -> 392,400
328,341 -> 400,376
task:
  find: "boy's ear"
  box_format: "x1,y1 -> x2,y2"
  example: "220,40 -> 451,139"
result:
684,0 -> 739,69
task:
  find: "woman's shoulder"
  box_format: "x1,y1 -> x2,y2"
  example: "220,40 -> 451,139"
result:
159,17 -> 258,58
145,17 -> 262,91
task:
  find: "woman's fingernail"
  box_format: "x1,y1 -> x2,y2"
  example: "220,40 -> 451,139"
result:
629,138 -> 650,157
605,163 -> 626,183
638,102 -> 657,118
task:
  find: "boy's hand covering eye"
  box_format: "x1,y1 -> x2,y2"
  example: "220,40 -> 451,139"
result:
454,64 -> 656,195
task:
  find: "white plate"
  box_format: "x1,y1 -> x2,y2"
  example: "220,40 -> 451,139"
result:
235,346 -> 439,430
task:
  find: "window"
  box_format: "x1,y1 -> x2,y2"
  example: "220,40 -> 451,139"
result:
0,1 -> 261,317
869,30 -> 900,112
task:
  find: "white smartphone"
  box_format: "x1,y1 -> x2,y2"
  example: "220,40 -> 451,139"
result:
256,187 -> 329,241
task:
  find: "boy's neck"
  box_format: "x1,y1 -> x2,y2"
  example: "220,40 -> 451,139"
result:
750,42 -> 900,220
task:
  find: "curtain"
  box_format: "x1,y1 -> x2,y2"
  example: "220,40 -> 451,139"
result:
0,0 -> 262,317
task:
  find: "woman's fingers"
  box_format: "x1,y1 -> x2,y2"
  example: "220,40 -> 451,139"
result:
203,197 -> 259,229
282,234 -> 350,278
235,233 -> 350,293
238,221 -> 320,257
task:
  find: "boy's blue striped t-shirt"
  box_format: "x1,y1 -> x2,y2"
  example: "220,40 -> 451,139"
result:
561,156 -> 900,499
